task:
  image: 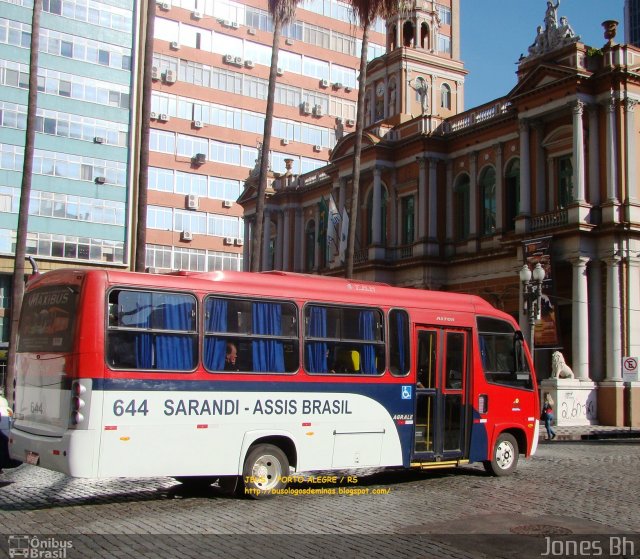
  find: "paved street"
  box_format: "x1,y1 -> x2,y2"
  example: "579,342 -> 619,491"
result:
0,439 -> 639,558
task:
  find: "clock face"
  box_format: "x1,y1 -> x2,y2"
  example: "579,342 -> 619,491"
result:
376,83 -> 385,97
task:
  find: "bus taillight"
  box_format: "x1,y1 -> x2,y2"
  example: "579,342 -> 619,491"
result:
478,394 -> 488,414
71,380 -> 86,425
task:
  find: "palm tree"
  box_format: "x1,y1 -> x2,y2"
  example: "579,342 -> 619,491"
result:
344,0 -> 399,279
5,0 -> 43,403
134,0 -> 157,273
250,0 -> 299,272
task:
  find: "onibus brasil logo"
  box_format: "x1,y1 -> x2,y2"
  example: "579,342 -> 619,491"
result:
7,535 -> 73,558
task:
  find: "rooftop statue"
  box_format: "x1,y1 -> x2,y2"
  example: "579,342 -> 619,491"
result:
525,0 -> 579,59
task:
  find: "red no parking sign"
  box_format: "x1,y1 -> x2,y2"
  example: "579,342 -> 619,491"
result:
623,357 -> 638,382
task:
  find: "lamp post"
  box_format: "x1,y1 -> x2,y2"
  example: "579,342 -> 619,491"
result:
519,262 -> 546,363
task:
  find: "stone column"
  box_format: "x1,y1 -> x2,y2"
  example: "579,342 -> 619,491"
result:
625,98 -> 639,203
262,208 -> 271,271
372,167 -> 382,245
417,157 -> 427,240
588,105 -> 600,206
428,159 -> 438,240
571,255 -> 590,380
517,119 -> 531,233
282,209 -> 291,271
494,143 -> 504,231
532,121 -> 546,213
605,96 -> 618,203
572,100 -> 586,203
605,254 -> 623,381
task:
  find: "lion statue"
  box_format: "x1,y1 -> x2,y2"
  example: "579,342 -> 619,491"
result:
551,351 -> 575,379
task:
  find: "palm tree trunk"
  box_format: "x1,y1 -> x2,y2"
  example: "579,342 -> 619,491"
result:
250,16 -> 283,272
134,0 -> 156,272
345,20 -> 370,279
5,0 -> 42,403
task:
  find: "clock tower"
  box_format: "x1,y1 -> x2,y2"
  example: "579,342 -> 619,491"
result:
365,0 -> 467,129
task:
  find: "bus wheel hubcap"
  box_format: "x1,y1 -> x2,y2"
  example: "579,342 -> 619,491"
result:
252,455 -> 281,490
496,441 -> 514,469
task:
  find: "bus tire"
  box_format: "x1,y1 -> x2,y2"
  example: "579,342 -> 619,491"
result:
483,432 -> 519,476
242,444 -> 289,499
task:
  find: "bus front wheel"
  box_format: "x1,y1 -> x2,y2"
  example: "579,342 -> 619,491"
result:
484,432 -> 519,476
242,444 -> 289,499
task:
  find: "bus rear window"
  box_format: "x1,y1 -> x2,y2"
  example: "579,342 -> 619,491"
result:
18,287 -> 78,353
477,317 -> 532,389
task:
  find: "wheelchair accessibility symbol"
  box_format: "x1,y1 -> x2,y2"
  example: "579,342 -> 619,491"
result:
401,386 -> 412,399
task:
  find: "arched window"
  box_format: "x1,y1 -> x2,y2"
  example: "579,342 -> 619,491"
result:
388,24 -> 397,51
401,195 -> 415,244
305,220 -> 315,272
420,22 -> 430,49
403,20 -> 414,47
440,83 -> 451,110
366,186 -> 388,245
454,174 -> 470,241
558,155 -> 573,209
479,167 -> 496,236
505,159 -> 520,232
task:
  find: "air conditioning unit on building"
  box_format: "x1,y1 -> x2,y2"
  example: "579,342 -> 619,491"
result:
231,21 -> 239,29
234,56 -> 243,66
151,66 -> 160,80
285,38 -> 293,45
313,145 -> 322,152
192,10 -> 202,19
345,86 -> 352,92
192,120 -> 203,129
346,119 -> 355,127
223,199 -> 233,208
276,67 -> 284,76
333,82 -> 343,89
248,27 -> 256,35
235,238 -> 244,246
320,79 -> 329,88
223,54 -> 233,64
224,237 -> 234,245
301,102 -> 311,115
94,176 -> 106,184
245,59 -> 254,68
313,105 -> 323,117
159,113 -> 169,121
160,2 -> 170,10
193,153 -> 206,165
164,70 -> 176,83
223,19 -> 231,27
93,136 -> 104,144
181,230 -> 193,241
170,41 -> 180,50
186,194 -> 199,209
281,138 -> 290,145
150,112 -> 157,120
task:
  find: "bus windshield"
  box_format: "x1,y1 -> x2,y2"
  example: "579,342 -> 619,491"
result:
18,286 -> 78,353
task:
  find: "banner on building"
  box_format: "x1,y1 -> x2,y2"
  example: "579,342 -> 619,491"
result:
327,195 -> 341,262
523,236 -> 558,347
339,207 -> 349,264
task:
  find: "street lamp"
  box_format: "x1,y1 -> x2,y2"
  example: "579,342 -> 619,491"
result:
519,262 -> 546,361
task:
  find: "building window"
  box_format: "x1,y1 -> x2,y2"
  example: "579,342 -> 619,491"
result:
305,220 -> 315,272
505,159 -> 519,232
366,186 -> 388,245
479,166 -> 496,236
454,174 -> 470,241
441,83 -> 451,110
558,155 -> 573,209
401,195 -> 415,245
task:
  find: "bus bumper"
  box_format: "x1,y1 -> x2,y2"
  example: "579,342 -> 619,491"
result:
9,428 -> 98,478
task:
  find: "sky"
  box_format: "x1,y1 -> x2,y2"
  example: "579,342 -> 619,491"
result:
460,0 -> 625,109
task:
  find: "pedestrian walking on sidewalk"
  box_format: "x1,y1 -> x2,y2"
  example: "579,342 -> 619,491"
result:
541,392 -> 556,440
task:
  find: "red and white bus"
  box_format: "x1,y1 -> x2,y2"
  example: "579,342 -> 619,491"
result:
10,269 -> 539,497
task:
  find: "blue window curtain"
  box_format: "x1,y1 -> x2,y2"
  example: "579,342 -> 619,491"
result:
204,298 -> 228,370
132,292 -> 153,369
359,310 -> 377,374
252,302 -> 285,372
155,294 -> 195,370
305,306 -> 327,373
397,312 -> 407,373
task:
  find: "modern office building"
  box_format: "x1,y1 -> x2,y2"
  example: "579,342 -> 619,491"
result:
625,0 -> 640,46
145,0 -> 393,273
0,0 -> 140,340
240,4 -> 640,426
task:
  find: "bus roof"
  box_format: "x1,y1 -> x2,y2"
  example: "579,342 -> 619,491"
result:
27,268 -> 503,319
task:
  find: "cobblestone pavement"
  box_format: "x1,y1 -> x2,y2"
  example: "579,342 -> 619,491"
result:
0,439 -> 639,558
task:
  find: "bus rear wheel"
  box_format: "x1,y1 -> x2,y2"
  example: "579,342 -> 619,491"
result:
242,444 -> 289,499
484,432 -> 519,476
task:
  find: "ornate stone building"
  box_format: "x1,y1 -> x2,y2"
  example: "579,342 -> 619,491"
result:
239,3 -> 640,426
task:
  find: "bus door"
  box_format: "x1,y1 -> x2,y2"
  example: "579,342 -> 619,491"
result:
413,327 -> 469,461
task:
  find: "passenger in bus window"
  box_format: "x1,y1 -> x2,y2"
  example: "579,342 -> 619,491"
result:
225,342 -> 239,371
